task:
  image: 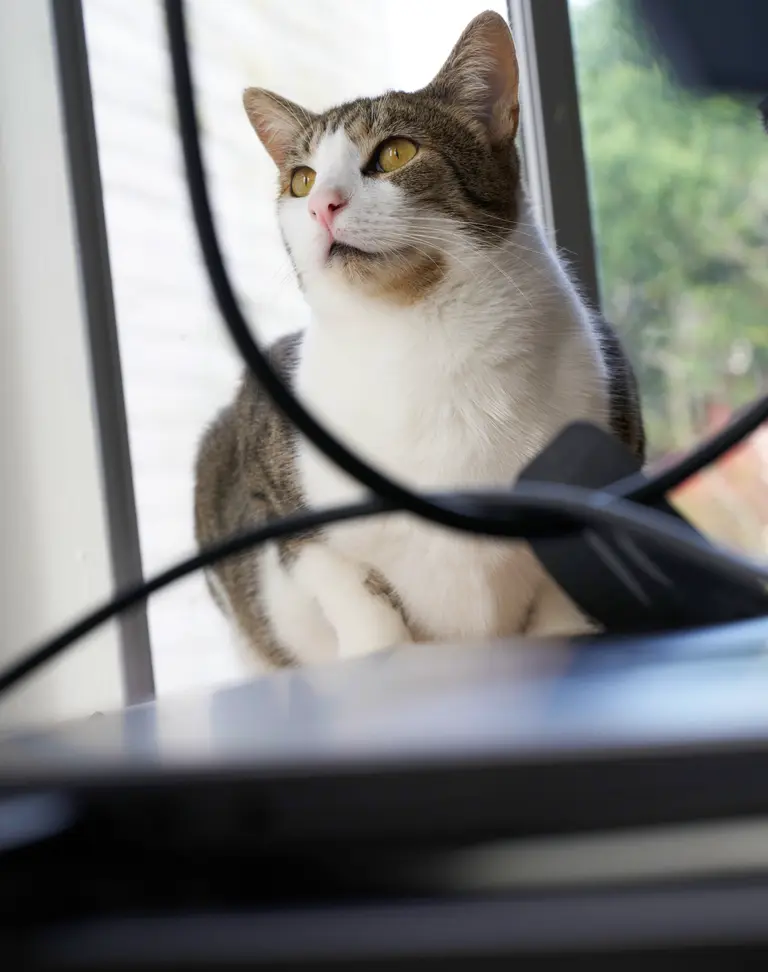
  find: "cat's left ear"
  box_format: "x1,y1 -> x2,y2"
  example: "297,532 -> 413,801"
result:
423,11 -> 519,144
243,87 -> 316,167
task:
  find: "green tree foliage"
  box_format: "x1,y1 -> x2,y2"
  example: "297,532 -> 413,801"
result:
571,0 -> 768,456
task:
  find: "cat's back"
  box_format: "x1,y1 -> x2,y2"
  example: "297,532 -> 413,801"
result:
194,395 -> 240,553
595,316 -> 646,463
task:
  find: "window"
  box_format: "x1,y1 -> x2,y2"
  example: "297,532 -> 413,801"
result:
569,0 -> 768,556
83,0 -> 508,698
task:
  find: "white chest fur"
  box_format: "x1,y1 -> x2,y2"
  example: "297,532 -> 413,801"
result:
295,227 -> 609,642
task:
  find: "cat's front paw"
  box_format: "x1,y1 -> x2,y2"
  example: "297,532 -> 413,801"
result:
525,579 -> 599,638
336,606 -> 412,660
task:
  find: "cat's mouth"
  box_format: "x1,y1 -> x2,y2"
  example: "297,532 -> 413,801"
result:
327,240 -> 381,264
323,237 -> 447,300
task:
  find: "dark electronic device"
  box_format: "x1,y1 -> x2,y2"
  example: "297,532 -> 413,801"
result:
520,422 -> 768,634
4,620 -> 768,968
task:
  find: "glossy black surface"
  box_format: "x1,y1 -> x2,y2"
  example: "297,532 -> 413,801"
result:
1,618 -> 768,782
4,620 -> 768,968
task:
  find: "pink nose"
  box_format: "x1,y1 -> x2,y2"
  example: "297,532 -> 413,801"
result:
309,188 -> 347,231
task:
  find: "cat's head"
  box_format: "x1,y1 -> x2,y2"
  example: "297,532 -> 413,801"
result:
244,11 -> 521,306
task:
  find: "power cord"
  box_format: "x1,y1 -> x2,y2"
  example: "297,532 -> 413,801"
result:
610,395 -> 768,504
0,0 -> 765,700
2,484 -> 767,697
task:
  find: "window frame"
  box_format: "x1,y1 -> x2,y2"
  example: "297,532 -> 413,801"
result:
50,0 -> 155,705
508,0 -> 601,311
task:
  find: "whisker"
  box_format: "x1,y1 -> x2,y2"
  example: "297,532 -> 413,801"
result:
372,214 -> 554,255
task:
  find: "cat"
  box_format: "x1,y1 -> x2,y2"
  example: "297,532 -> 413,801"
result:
194,10 -> 645,670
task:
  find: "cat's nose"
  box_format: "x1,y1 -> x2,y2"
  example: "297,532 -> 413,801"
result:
308,189 -> 348,231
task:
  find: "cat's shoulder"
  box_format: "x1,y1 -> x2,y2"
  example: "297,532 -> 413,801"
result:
267,330 -> 304,382
240,330 -> 304,400
198,331 -> 304,456
229,330 -> 306,445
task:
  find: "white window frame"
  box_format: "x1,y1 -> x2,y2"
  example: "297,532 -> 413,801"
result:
508,0 -> 601,310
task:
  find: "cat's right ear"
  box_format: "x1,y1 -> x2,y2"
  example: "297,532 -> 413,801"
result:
243,88 -> 316,167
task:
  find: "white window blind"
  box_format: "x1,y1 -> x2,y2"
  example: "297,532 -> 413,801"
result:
83,0 -> 507,698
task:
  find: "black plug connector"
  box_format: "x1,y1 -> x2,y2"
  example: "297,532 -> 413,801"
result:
520,422 -> 768,634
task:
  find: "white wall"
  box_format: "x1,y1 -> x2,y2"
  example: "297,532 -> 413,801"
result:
83,0 -> 507,699
0,0 -> 124,729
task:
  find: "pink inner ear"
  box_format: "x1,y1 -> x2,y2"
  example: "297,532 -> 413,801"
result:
255,116 -> 292,167
465,20 -> 519,138
243,88 -> 313,168
485,30 -> 519,113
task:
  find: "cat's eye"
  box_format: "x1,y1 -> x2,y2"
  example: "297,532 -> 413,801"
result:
375,138 -> 418,173
290,166 -> 316,197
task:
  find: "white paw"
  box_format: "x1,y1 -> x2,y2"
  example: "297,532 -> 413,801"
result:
337,606 -> 412,660
525,581 -> 599,638
527,614 -> 599,638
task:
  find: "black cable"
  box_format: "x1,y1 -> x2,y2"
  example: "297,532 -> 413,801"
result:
0,501 -> 387,697
0,0 -> 765,700
3,483 -> 768,699
612,393 -> 768,503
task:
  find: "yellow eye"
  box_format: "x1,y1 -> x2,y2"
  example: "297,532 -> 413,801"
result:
290,166 -> 316,197
375,137 -> 418,173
